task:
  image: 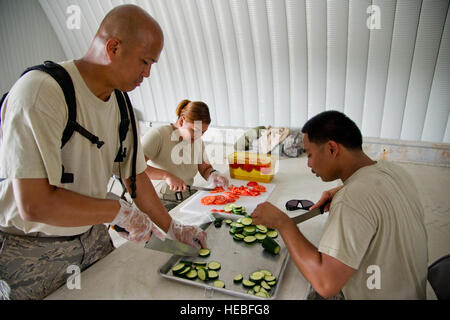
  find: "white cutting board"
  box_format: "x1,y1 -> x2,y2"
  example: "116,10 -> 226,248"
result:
179,179 -> 276,219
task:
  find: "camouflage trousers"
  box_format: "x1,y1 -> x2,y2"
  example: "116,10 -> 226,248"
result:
306,283 -> 345,300
0,224 -> 114,300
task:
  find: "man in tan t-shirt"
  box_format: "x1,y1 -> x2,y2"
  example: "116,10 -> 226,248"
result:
251,110 -> 428,299
0,5 -> 206,300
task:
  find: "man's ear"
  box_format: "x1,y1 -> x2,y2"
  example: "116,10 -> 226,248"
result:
328,140 -> 339,158
105,38 -> 121,61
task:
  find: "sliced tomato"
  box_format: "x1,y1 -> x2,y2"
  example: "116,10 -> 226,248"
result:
201,196 -> 216,205
252,185 -> 266,192
247,181 -> 259,187
211,209 -> 219,212
213,195 -> 228,205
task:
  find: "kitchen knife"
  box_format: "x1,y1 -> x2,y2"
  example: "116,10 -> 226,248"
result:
144,236 -> 200,257
291,202 -> 328,224
111,225 -> 200,256
188,185 -> 215,192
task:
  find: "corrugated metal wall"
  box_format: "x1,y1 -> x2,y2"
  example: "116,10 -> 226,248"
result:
0,0 -> 66,94
7,0 -> 450,143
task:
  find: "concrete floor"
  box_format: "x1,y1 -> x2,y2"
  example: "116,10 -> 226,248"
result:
107,159 -> 450,300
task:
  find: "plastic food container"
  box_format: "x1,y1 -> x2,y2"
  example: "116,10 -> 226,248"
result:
227,152 -> 278,183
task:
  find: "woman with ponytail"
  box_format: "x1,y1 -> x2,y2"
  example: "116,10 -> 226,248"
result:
141,99 -> 229,210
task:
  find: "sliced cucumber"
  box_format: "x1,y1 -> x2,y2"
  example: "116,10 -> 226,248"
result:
256,225 -> 268,233
267,280 -> 277,286
261,281 -> 271,291
267,230 -> 278,238
213,280 -> 225,288
198,249 -> 211,257
253,285 -> 261,293
230,222 -> 244,228
264,275 -> 276,282
225,219 -> 233,225
186,269 -> 198,279
171,263 -> 185,274
240,217 -> 253,226
207,261 -> 221,271
247,289 -> 254,295
233,274 -> 243,283
197,268 -> 208,281
243,235 -> 256,244
255,291 -> 269,298
233,233 -> 244,241
207,270 -> 219,280
178,266 -> 191,276
243,226 -> 256,236
260,270 -> 272,277
242,279 -> 255,288
249,271 -> 264,283
223,204 -> 235,212
255,233 -> 267,242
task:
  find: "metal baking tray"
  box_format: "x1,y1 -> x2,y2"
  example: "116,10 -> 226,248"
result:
158,214 -> 290,300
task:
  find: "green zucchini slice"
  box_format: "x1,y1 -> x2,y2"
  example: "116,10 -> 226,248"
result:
198,249 -> 211,257
242,279 -> 255,288
186,269 -> 198,279
171,263 -> 185,274
233,274 -> 243,283
267,230 -> 278,238
207,270 -> 219,279
198,268 -> 208,281
249,271 -> 264,283
240,217 -> 253,226
207,261 -> 221,271
243,235 -> 256,244
213,280 -> 225,288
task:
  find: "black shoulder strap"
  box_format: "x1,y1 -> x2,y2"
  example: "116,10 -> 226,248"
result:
114,90 -> 138,199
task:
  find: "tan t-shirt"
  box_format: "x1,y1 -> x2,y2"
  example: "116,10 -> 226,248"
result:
0,60 -> 147,236
318,160 -> 428,299
141,125 -> 208,198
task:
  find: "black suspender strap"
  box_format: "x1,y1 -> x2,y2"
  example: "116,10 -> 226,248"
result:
113,90 -> 137,199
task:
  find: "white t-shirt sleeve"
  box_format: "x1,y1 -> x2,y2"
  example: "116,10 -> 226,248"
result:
0,74 -> 66,186
318,202 -> 376,270
141,127 -> 162,161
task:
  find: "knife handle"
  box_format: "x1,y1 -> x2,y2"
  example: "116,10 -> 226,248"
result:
318,200 -> 330,214
111,225 -> 129,234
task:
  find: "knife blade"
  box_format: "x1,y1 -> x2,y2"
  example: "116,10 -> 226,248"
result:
188,185 -> 214,192
291,202 -> 328,224
112,225 -> 200,256
144,236 -> 199,257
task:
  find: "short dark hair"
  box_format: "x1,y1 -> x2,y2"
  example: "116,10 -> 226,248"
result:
301,110 -> 362,150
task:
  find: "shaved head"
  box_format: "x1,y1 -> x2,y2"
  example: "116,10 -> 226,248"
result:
76,4 -> 164,98
96,4 -> 163,50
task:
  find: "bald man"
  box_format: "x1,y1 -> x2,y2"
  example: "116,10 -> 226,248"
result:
0,5 -> 206,300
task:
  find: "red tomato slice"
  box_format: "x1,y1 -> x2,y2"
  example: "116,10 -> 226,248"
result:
201,196 -> 216,205
213,195 -> 228,205
252,185 -> 266,192
247,181 -> 259,187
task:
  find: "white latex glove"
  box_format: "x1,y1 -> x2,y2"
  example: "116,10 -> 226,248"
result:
166,218 -> 207,249
207,171 -> 229,189
112,200 -> 153,243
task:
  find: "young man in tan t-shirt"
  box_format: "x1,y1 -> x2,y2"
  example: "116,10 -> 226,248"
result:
251,110 -> 428,299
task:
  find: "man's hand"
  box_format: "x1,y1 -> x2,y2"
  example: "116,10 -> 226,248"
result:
166,219 -> 207,249
309,185 -> 344,213
251,201 -> 292,231
112,200 -> 153,242
165,174 -> 187,192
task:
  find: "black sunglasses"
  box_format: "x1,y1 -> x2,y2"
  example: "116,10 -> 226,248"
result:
285,199 -> 315,211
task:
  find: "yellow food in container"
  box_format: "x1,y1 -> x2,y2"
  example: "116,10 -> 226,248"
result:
227,152 -> 278,183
